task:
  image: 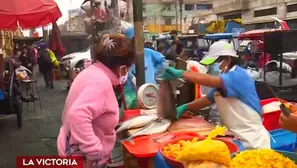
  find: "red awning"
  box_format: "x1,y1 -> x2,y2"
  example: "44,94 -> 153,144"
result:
239,29 -> 283,40
0,0 -> 62,30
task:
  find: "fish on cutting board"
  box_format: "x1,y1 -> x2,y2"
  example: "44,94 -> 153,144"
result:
116,114 -> 158,133
157,80 -> 178,121
123,119 -> 172,143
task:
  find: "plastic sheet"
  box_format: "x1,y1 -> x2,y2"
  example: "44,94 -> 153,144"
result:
118,73 -> 138,120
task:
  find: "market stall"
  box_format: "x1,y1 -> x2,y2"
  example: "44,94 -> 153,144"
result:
0,0 -> 62,128
118,44 -> 297,167
119,96 -> 297,167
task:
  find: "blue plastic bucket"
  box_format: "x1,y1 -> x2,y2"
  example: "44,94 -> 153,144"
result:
270,129 -> 297,149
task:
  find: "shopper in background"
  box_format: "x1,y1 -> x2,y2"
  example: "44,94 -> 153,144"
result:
57,34 -> 135,168
38,43 -> 54,89
124,27 -> 165,84
19,46 -> 35,75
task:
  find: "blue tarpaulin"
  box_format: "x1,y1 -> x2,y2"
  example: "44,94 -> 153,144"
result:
225,21 -> 242,33
204,33 -> 234,40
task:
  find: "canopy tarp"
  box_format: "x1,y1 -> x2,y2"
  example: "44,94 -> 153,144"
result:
0,0 -> 62,30
239,29 -> 282,40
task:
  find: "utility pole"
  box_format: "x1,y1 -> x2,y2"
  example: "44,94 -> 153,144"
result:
175,0 -> 179,31
179,0 -> 183,31
133,0 -> 145,88
90,0 -> 95,59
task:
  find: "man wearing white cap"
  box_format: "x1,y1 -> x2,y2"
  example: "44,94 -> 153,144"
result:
160,41 -> 271,149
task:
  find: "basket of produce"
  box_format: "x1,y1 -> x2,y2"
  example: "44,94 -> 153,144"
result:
160,126 -> 239,168
232,149 -> 297,168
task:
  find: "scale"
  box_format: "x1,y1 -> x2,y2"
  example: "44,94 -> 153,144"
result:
137,83 -> 159,109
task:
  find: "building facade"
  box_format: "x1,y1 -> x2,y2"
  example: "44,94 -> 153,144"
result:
141,0 -> 213,33
211,0 -> 297,30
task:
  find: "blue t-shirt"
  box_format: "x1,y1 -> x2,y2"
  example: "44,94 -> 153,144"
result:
130,48 -> 165,84
207,66 -> 262,116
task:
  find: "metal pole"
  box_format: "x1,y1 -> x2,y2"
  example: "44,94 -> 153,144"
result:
133,0 -> 145,88
90,0 -> 95,59
179,0 -> 183,31
175,0 -> 178,31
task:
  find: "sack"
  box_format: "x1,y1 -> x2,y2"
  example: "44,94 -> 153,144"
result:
81,1 -> 92,16
177,139 -> 232,167
84,17 -> 92,34
176,126 -> 232,167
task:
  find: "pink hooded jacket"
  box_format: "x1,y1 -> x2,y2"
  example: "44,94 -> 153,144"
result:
57,62 -> 120,164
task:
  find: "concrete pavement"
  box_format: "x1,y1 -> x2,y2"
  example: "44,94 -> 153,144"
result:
0,77 -> 68,167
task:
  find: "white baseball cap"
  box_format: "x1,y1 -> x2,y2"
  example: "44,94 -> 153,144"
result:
200,40 -> 238,65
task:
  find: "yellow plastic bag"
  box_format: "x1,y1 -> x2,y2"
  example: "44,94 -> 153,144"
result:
48,49 -> 59,68
176,126 -> 232,167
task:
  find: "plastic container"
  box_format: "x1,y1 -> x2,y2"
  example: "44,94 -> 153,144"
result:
122,131 -> 201,158
160,137 -> 239,168
122,109 -> 141,121
275,143 -> 297,152
270,129 -> 297,149
260,98 -> 281,131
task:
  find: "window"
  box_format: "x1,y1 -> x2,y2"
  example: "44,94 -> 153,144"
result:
254,8 -> 277,17
223,14 -> 241,20
196,4 -> 212,10
287,4 -> 297,13
163,4 -> 171,11
164,17 -> 172,25
287,19 -> 297,29
184,4 -> 195,11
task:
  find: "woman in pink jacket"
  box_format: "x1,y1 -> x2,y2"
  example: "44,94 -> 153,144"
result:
57,34 -> 135,168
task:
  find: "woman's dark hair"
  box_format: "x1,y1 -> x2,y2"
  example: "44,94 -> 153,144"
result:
95,34 -> 135,70
229,56 -> 239,68
218,55 -> 239,68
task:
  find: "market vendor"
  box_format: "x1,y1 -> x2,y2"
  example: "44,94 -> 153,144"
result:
124,27 -> 165,84
160,41 -> 271,149
203,59 -> 221,124
280,113 -> 297,133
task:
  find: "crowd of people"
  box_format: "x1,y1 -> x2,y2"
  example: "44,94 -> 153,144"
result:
7,43 -> 58,89
56,29 -> 297,168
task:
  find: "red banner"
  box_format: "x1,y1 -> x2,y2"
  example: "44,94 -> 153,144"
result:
16,156 -> 84,168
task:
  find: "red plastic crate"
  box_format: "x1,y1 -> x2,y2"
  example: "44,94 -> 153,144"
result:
261,98 -> 281,131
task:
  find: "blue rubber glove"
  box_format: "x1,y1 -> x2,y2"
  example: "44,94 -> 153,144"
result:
159,67 -> 184,80
176,104 -> 189,119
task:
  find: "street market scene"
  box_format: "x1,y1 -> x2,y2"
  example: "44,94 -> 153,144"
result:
1,0 -> 297,167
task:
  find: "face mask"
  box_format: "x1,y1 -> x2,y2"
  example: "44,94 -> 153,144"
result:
119,66 -> 128,85
219,60 -> 228,74
208,63 -> 221,76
